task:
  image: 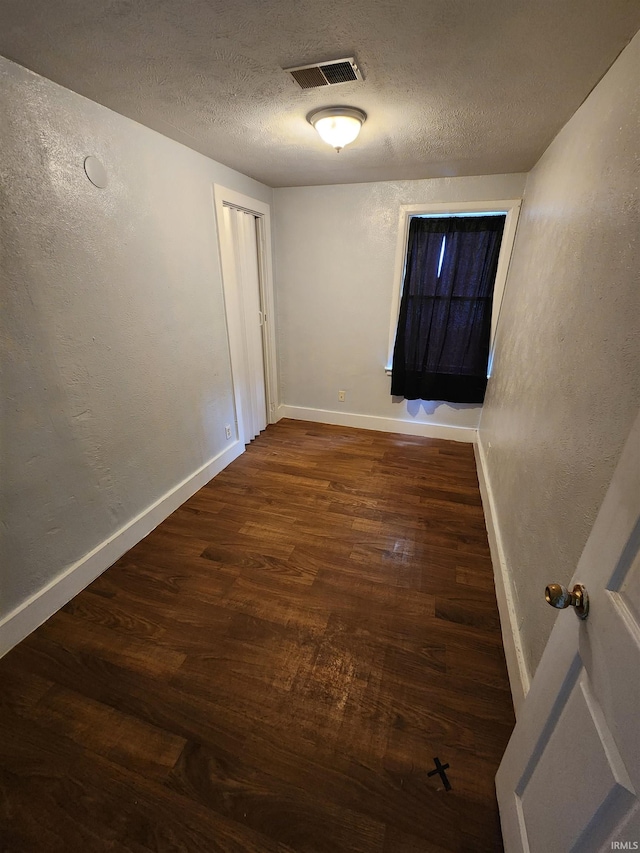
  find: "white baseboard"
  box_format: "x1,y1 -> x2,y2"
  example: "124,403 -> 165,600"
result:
278,404 -> 477,443
474,439 -> 530,715
0,440 -> 244,658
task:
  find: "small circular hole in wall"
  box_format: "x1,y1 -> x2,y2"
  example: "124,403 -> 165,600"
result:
84,156 -> 108,188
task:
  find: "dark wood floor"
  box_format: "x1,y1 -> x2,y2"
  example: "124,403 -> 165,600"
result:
0,419 -> 515,853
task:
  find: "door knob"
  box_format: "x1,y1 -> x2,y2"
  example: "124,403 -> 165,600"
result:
545,583 -> 589,619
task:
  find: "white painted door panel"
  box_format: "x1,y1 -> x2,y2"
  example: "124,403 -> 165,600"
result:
497,411 -> 640,853
236,210 -> 267,441
223,205 -> 267,444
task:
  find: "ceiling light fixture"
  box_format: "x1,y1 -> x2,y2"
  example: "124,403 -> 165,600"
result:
307,107 -> 367,153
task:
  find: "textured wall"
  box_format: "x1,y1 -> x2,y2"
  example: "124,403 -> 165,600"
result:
479,32 -> 640,679
0,58 -> 271,620
274,174 -> 526,431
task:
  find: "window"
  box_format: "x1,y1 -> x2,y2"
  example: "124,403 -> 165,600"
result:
386,200 -> 521,403
391,214 -> 505,403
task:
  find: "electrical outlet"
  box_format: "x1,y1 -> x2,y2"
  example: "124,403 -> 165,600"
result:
225,425 -> 232,439
338,390 -> 346,402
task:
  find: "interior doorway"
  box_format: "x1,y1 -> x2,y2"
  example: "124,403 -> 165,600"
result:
214,186 -> 278,446
222,205 -> 267,442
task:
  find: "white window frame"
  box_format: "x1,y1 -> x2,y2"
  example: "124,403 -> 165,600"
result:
385,199 -> 522,376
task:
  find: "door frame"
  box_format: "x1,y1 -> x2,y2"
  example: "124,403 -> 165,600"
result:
213,185 -> 279,444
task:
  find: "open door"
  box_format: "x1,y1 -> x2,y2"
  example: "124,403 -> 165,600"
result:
213,185 -> 278,448
496,411 -> 640,851
222,204 -> 267,444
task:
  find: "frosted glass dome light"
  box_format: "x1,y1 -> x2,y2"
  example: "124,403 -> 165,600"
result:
307,107 -> 367,153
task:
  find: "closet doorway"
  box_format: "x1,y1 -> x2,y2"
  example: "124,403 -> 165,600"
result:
214,186 -> 278,446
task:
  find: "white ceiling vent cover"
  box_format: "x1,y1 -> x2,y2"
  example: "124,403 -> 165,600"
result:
284,58 -> 363,89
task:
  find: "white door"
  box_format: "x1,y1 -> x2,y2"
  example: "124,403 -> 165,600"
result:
222,205 -> 267,444
497,411 -> 640,852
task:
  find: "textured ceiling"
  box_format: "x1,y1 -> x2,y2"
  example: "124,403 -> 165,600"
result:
1,0 -> 638,187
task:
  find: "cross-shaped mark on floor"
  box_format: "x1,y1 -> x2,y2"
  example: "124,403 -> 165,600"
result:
427,756 -> 452,791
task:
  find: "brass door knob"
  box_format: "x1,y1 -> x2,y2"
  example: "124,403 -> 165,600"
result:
545,583 -> 589,619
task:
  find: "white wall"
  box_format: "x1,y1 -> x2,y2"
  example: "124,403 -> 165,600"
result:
0,57 -> 272,648
479,31 -> 640,683
273,174 -> 526,439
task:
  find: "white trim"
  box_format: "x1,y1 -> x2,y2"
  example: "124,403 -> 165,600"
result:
278,404 -> 477,442
474,438 -> 530,714
213,185 -> 279,444
0,440 -> 244,658
386,198 -> 522,373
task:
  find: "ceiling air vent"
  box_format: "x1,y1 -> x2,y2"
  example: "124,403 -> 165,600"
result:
284,57 -> 363,90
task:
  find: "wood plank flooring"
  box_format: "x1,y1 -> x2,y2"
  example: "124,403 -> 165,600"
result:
0,419 -> 515,852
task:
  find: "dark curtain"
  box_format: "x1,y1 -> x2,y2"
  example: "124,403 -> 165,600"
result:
391,215 -> 505,404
